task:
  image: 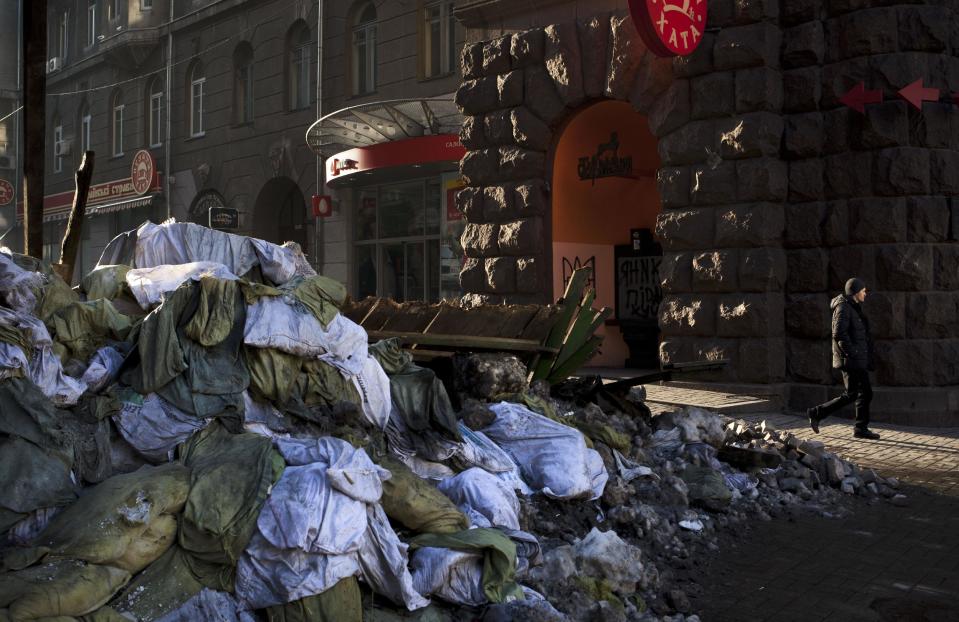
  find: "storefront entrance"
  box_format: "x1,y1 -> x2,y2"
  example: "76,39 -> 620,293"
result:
253,177 -> 309,249
550,100 -> 664,368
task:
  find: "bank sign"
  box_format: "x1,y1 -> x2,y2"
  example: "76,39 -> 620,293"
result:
629,0 -> 707,57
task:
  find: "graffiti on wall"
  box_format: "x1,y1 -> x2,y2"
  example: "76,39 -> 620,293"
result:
561,255 -> 596,291
616,255 -> 662,321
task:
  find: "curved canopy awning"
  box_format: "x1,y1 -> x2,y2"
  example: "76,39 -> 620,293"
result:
306,96 -> 463,158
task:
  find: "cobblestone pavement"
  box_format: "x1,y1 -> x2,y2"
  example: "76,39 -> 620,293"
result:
689,411 -> 959,622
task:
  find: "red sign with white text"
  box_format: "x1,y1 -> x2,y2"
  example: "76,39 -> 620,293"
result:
0,180 -> 13,206
326,134 -> 466,186
629,0 -> 707,57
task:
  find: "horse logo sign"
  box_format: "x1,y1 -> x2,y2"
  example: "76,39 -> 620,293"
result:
629,0 -> 707,57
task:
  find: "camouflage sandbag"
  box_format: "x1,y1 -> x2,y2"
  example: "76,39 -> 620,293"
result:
30,464 -> 190,574
376,455 -> 469,535
0,560 -> 130,620
266,576 -> 362,622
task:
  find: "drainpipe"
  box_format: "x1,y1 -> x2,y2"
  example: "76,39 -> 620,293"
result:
314,0 -> 324,272
164,0 -> 173,219
13,0 -> 22,233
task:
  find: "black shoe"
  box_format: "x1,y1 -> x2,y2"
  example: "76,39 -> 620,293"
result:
807,407 -> 820,434
854,428 -> 880,440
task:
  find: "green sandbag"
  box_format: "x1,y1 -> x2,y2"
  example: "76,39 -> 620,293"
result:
681,465 -> 732,511
369,338 -> 412,375
110,546 -> 203,621
295,359 -> 361,410
376,455 -> 469,535
390,364 -> 461,440
184,277 -> 237,347
0,377 -> 71,448
246,347 -> 300,403
0,560 -> 130,620
31,464 -> 190,574
266,576 -> 362,622
81,265 -> 131,302
178,422 -> 284,591
0,437 -> 75,517
37,269 -> 81,322
285,275 -> 346,328
49,299 -> 131,362
411,528 -> 524,604
246,348 -> 360,416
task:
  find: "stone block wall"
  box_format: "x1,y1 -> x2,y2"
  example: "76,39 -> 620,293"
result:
456,1 -> 959,421
780,0 -> 959,412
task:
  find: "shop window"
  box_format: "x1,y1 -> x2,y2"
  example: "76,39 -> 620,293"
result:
42,221 -> 65,264
351,2 -> 377,96
352,176 -> 459,303
188,61 -> 205,137
53,120 -> 63,173
111,90 -> 124,156
146,78 -> 163,147
422,1 -> 455,78
87,0 -> 96,47
234,42 -> 254,124
287,22 -> 310,111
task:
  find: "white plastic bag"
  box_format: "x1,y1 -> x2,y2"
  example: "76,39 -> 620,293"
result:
126,261 -> 239,309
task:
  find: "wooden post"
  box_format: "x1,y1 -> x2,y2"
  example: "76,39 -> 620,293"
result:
22,0 -> 47,259
54,151 -> 95,283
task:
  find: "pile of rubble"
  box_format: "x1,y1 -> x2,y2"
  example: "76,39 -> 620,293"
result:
0,221 -> 901,622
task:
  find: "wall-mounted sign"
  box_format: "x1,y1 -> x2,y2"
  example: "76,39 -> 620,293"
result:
330,158 -> 358,176
209,206 -> 239,230
312,194 -> 333,218
0,179 -> 13,206
629,0 -> 707,57
577,132 -> 634,185
131,150 -> 155,196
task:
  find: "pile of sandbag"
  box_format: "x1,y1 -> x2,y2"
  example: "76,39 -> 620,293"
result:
0,220 -> 608,622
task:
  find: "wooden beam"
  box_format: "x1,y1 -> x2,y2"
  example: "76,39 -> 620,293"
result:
54,151 -> 95,283
22,0 -> 47,259
364,330 -> 560,354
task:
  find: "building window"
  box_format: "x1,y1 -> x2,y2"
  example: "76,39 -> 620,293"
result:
148,78 -> 162,147
58,11 -> 69,61
79,104 -> 91,154
108,0 -> 120,21
189,62 -> 205,137
141,0 -> 153,9
234,42 -> 254,124
111,92 -> 124,156
423,1 -> 455,78
53,122 -> 63,173
351,3 -> 376,96
87,0 -> 96,46
287,22 -> 310,110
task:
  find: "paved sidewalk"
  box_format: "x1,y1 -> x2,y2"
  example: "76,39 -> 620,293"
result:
735,412 -> 959,496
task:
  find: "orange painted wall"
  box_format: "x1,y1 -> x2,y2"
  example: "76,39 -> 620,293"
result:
550,100 -> 663,368
551,100 -> 663,245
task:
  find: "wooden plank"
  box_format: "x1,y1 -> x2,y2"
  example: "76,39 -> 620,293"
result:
365,330 -> 559,353
379,301 -> 437,333
340,297 -> 378,324
547,335 -> 603,383
53,151 -> 96,283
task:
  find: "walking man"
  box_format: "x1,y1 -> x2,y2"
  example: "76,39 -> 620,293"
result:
807,278 -> 880,440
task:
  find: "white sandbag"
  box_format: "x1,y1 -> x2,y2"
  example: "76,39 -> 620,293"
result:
113,392 -> 210,462
0,342 -> 29,378
237,438 -> 428,611
317,314 -> 369,376
357,504 -> 431,611
437,468 -> 520,530
481,402 -> 609,501
251,238 -> 303,284
155,588 -> 258,622
350,355 -> 392,431
0,306 -> 53,345
126,261 -> 239,309
0,252 -> 44,314
244,297 -> 328,358
394,454 -> 456,481
133,221 -> 299,285
81,346 -> 126,393
410,546 -> 486,607
29,346 -> 87,407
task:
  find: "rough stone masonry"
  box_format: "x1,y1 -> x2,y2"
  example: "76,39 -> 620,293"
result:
453,1 -> 959,425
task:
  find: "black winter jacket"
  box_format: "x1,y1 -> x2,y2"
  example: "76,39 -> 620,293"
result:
831,295 -> 873,371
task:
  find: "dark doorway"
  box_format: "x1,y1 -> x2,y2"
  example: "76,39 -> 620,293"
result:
253,177 -> 308,248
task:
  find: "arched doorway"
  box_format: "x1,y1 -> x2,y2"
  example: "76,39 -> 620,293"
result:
253,177 -> 309,249
550,100 -> 664,368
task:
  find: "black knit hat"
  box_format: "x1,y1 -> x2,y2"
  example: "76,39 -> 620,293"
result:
845,277 -> 866,296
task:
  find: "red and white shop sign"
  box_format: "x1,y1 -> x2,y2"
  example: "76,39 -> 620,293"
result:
629,0 -> 707,57
131,150 -> 155,196
0,179 -> 13,206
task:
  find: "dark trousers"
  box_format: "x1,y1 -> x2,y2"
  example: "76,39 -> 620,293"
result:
816,369 -> 872,430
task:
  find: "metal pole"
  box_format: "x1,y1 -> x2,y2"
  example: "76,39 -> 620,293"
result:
22,0 -> 46,258
165,0 -> 173,220
314,0 -> 324,273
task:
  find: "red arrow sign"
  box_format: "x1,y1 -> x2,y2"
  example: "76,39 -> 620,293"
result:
898,78 -> 939,110
839,82 -> 883,114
